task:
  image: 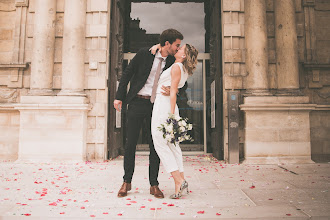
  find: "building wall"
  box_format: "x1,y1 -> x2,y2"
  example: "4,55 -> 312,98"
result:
222,0 -> 330,161
0,110 -> 19,160
84,0 -> 109,161
302,0 -> 330,161
0,0 -> 24,160
0,0 -> 329,161
0,0 -> 110,161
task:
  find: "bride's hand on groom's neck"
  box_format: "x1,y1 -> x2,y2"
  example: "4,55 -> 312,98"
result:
149,44 -> 161,55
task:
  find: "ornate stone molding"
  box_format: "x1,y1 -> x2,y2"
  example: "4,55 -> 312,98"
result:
0,89 -> 18,103
303,0 -> 315,7
303,0 -> 317,62
315,105 -> 330,111
240,103 -> 317,111
303,63 -> 330,69
15,0 -> 29,7
0,104 -> 17,111
0,63 -> 28,69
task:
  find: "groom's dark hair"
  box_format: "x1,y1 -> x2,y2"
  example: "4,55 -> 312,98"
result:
159,29 -> 183,46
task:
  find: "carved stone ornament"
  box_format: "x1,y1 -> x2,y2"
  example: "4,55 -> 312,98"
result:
303,0 -> 315,7
0,89 -> 18,103
316,87 -> 330,99
15,0 -> 29,7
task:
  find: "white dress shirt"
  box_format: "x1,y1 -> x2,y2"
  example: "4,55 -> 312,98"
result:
137,51 -> 167,96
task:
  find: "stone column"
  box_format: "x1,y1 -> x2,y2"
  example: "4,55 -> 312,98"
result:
30,0 -> 56,95
244,0 -> 269,94
58,0 -> 87,96
275,0 -> 300,90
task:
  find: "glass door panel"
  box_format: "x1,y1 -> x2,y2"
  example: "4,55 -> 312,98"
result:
125,1 -> 207,152
177,61 -> 204,151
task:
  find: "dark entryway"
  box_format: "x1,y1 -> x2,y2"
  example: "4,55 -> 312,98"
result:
107,0 -> 223,160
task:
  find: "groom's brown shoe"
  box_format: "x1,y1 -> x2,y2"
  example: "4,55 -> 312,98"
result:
117,182 -> 131,197
150,185 -> 164,198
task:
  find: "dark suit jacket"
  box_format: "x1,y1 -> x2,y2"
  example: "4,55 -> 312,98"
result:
115,47 -> 175,104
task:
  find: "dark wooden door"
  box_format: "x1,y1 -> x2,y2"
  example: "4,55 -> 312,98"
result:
206,0 -> 223,159
107,0 -> 129,159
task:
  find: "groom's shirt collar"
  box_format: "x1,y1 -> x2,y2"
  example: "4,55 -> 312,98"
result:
155,51 -> 167,61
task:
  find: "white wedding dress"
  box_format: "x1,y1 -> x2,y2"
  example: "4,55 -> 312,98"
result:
151,62 -> 189,173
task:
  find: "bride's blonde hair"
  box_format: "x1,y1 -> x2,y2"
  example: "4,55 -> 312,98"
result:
182,44 -> 198,75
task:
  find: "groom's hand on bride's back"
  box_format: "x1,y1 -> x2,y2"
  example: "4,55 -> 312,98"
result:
161,85 -> 179,96
113,99 -> 122,112
161,85 -> 170,96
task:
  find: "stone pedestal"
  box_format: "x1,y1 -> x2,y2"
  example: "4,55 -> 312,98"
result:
15,96 -> 89,162
0,106 -> 19,161
240,96 -> 316,164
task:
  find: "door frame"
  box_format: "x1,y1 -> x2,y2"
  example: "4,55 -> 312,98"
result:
107,0 -> 223,159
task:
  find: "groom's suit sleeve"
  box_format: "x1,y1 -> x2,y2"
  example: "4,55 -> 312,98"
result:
115,50 -> 142,101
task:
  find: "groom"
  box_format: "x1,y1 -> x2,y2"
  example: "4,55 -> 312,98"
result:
113,29 -> 183,198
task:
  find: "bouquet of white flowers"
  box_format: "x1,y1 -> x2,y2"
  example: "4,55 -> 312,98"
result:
157,113 -> 193,146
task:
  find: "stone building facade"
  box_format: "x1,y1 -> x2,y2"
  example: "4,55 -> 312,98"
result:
0,0 -> 329,163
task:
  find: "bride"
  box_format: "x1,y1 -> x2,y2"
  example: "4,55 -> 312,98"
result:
151,44 -> 198,199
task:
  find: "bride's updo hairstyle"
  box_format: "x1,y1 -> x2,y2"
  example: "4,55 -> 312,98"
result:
183,44 -> 198,75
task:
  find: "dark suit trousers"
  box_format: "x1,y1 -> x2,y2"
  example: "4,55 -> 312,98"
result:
123,97 -> 160,186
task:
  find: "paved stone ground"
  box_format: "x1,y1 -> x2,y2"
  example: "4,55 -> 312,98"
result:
0,155 -> 329,219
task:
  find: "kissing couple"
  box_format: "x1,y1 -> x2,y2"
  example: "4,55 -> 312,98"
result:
113,28 -> 198,199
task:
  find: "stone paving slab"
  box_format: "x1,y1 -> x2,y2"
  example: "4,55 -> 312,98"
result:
1,155 -> 330,219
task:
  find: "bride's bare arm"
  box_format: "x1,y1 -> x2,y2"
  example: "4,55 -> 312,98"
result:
149,44 -> 161,55
170,64 -> 181,114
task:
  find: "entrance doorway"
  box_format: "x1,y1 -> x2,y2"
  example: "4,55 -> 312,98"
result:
107,0 -> 223,159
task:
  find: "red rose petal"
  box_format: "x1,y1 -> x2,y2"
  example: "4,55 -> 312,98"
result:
197,211 -> 205,214
216,213 -> 221,216
23,214 -> 31,216
180,213 -> 185,215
